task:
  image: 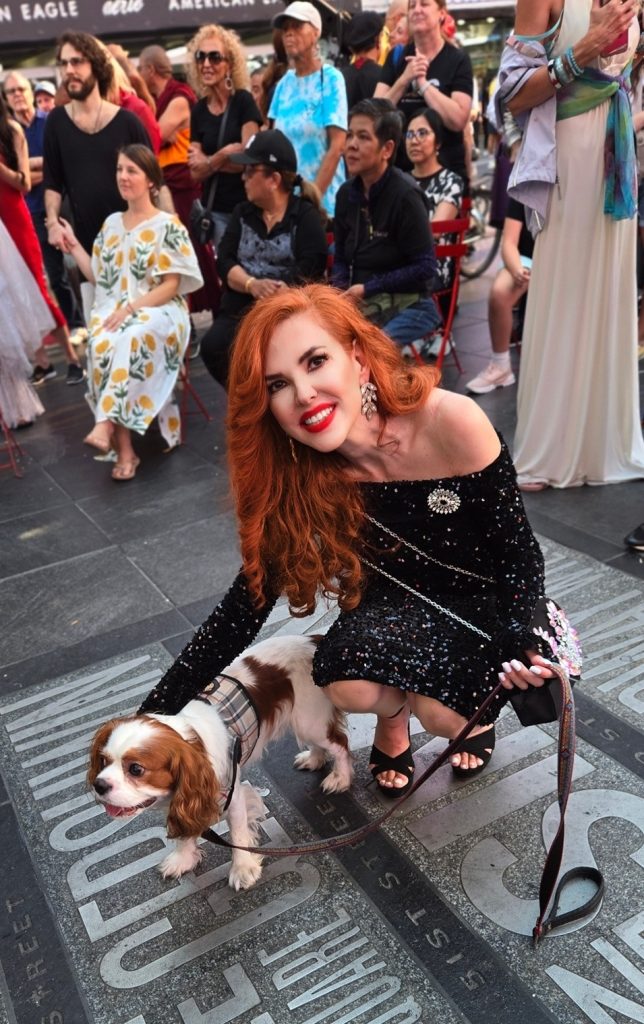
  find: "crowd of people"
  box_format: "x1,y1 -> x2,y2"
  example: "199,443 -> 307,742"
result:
1,1 -> 642,548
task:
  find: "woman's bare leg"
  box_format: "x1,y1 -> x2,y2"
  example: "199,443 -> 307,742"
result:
408,693 -> 494,771
325,680 -> 410,790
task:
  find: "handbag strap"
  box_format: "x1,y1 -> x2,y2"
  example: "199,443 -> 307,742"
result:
203,97 -> 233,215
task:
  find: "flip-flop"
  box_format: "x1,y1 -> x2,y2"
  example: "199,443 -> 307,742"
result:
111,456 -> 140,481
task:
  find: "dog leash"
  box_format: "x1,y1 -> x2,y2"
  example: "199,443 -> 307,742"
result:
202,663 -> 602,942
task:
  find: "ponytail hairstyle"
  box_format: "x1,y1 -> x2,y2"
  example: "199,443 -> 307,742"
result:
226,284 -> 439,614
279,170 -> 327,224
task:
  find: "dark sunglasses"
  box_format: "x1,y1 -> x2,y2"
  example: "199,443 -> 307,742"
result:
56,56 -> 88,69
194,49 -> 226,65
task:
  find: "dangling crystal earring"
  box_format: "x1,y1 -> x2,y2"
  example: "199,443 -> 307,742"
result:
360,381 -> 378,420
289,437 -> 298,463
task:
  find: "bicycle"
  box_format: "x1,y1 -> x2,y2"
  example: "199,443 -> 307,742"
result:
460,170 -> 502,280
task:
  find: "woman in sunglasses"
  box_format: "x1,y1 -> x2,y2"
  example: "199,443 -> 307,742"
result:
187,25 -> 261,249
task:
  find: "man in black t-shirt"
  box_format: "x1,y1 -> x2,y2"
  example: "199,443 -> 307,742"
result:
333,98 -> 440,345
44,31 -> 151,261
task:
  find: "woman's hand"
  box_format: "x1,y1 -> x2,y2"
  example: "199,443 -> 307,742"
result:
583,0 -> 638,61
58,217 -> 79,252
498,651 -> 555,691
102,304 -> 133,332
510,264 -> 531,287
187,142 -> 212,179
249,278 -> 285,300
403,52 -> 430,89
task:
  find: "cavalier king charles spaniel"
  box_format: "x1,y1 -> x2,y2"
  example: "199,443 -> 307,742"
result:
87,635 -> 352,890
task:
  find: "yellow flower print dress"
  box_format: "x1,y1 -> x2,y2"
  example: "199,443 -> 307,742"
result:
86,212 -> 203,448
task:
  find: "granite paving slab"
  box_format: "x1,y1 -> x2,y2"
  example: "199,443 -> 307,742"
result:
0,538 -> 643,1024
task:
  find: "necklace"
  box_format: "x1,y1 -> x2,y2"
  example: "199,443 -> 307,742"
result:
71,99 -> 104,134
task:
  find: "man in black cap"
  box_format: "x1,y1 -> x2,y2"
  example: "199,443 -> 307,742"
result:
341,12 -> 385,109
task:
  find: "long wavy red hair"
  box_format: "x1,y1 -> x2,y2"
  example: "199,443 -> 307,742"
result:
226,284 -> 440,614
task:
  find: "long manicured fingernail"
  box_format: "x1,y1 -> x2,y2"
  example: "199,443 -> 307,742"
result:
498,672 -> 506,683
502,662 -> 512,673
530,666 -> 543,676
510,659 -> 524,671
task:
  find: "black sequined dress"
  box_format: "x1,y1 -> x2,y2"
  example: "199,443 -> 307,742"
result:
139,441 -> 545,725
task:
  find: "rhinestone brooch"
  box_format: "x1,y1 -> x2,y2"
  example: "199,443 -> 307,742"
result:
427,487 -> 461,514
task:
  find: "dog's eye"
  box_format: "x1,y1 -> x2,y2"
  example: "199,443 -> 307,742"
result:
99,756 -> 107,769
128,763 -> 145,777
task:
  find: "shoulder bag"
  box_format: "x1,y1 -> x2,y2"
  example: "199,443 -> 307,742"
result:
190,98 -> 233,247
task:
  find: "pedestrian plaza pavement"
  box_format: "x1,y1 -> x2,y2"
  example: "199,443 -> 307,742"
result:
1,275 -> 644,1024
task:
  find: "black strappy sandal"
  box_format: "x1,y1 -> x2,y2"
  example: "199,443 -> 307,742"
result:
450,724 -> 495,779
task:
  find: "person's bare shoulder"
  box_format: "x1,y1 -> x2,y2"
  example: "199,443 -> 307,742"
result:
425,389 -> 501,476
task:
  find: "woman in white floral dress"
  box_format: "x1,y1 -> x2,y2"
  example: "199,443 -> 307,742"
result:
62,145 -> 203,480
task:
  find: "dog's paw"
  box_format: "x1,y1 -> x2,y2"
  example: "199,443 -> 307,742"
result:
321,766 -> 353,794
228,853 -> 263,891
159,846 -> 202,879
294,748 -> 326,772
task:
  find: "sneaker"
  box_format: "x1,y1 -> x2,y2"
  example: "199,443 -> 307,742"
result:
419,333 -> 453,360
466,362 -> 516,395
66,363 -> 86,385
30,363 -> 57,385
624,523 -> 644,552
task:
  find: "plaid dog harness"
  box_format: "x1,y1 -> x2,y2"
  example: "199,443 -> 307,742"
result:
196,673 -> 260,811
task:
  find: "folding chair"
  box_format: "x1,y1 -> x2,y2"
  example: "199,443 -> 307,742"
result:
178,357 -> 213,444
0,413 -> 25,478
427,214 -> 470,372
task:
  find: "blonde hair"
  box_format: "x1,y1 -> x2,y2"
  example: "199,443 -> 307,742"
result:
186,24 -> 250,96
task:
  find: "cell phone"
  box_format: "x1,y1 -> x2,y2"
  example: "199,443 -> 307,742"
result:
599,0 -> 629,57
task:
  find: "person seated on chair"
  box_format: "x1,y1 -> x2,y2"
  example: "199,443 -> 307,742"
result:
332,98 -> 441,347
61,145 -> 203,481
406,107 -> 464,297
466,197 -> 532,396
199,129 -> 328,388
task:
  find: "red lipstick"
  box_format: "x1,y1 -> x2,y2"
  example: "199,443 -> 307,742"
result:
299,403 -> 336,433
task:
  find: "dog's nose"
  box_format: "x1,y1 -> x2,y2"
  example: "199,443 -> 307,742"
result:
94,778 -> 111,796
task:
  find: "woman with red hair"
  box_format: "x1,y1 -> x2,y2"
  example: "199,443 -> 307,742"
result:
140,284 -> 554,794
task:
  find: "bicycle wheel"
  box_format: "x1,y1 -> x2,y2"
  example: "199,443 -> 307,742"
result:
461,184 -> 502,280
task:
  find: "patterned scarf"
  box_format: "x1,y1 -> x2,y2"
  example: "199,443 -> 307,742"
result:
557,64 -> 636,221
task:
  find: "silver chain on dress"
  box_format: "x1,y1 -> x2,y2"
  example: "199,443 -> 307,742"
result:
362,514 -> 494,641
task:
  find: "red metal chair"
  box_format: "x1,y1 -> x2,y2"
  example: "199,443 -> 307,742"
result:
0,413 -> 25,478
178,357 -> 213,444
427,214 -> 470,372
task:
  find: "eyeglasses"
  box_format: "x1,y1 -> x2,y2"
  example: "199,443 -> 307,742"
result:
405,127 -> 434,141
194,49 -> 226,65
242,165 -> 267,178
5,86 -> 28,95
56,56 -> 89,69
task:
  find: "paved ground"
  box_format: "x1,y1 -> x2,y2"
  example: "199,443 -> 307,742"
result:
1,268 -> 644,1024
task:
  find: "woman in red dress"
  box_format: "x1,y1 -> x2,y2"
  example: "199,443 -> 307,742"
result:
0,92 -> 83,384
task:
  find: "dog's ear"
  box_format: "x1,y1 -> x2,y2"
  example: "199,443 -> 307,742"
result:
87,719 -> 121,785
166,739 -> 221,839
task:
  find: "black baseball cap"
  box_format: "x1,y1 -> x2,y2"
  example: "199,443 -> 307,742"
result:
344,11 -> 384,51
229,130 -> 298,173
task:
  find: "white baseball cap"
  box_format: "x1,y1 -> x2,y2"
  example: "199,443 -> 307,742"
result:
273,2 -> 322,33
34,80 -> 56,98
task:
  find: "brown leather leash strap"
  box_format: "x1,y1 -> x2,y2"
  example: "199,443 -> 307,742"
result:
202,664 -> 604,942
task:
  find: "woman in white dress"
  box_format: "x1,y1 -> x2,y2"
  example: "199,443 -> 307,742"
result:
62,145 -> 203,481
507,0 -> 644,489
0,219 -> 50,429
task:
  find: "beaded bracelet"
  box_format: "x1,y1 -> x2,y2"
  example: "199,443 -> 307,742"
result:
566,46 -> 583,78
547,59 -> 563,89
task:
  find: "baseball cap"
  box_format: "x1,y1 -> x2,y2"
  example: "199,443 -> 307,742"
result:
229,130 -> 298,174
272,2 -> 322,33
344,12 -> 384,51
34,80 -> 56,97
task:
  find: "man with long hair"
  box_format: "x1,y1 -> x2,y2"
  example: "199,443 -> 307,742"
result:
44,32 -> 151,267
